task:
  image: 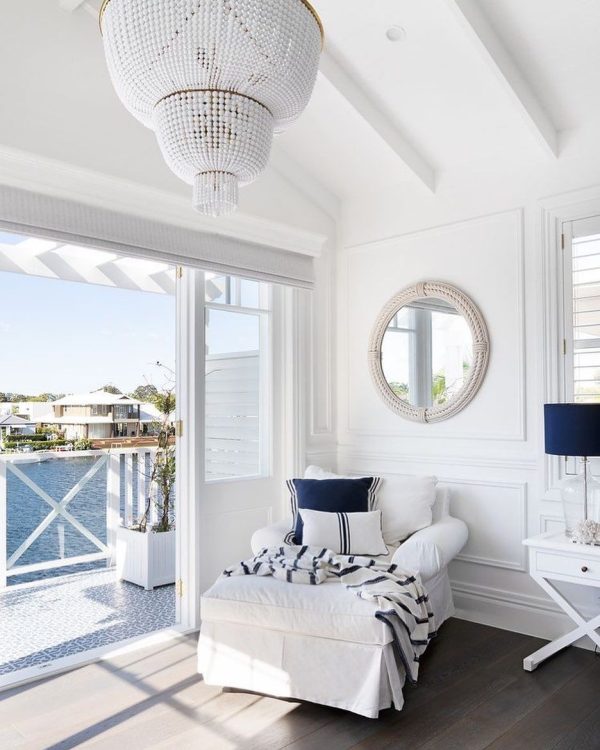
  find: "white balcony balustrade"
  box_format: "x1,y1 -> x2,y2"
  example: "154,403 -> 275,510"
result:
0,448 -> 160,588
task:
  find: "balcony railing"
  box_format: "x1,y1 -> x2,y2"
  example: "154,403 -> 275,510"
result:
0,447 -> 159,588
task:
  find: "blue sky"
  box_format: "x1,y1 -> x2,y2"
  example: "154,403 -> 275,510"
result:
0,272 -> 175,395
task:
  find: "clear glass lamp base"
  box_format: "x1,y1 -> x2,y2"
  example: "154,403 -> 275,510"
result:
561,471 -> 600,536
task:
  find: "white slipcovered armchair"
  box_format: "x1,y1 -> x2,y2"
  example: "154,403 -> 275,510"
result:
199,483 -> 468,718
251,485 -> 467,585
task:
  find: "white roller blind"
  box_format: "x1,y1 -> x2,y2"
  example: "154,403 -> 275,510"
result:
0,185 -> 314,288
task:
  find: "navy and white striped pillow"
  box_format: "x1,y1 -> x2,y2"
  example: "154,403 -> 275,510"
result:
299,508 -> 388,556
285,476 -> 382,545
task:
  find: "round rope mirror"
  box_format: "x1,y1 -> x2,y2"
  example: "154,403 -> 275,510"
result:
368,281 -> 489,423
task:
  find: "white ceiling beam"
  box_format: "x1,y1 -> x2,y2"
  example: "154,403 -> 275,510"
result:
443,0 -> 559,157
319,50 -> 436,193
58,0 -> 87,10
59,0 -> 97,18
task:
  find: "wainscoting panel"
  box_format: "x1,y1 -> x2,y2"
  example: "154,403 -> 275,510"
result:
444,479 -> 528,572
540,514 -> 565,534
343,208 -> 525,442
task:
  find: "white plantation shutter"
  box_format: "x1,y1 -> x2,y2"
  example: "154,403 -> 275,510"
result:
570,220 -> 600,402
0,185 -> 315,288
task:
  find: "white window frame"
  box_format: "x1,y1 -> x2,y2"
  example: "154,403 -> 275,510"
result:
386,303 -> 464,408
541,189 -> 600,501
204,279 -> 273,483
563,220 -> 600,402
561,217 -> 600,476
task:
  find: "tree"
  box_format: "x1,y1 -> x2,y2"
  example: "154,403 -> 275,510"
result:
7,394 -> 27,402
152,390 -> 176,415
137,366 -> 176,534
130,384 -> 159,402
97,384 -> 122,395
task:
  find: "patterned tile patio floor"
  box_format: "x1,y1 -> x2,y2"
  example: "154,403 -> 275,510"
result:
0,569 -> 176,675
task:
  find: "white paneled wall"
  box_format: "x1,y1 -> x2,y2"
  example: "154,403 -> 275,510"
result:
341,210 -> 525,443
333,200 -> 600,645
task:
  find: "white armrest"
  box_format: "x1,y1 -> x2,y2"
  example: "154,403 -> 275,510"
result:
392,516 -> 468,582
251,520 -> 292,555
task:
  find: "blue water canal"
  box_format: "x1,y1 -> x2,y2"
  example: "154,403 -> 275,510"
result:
7,456 -> 110,584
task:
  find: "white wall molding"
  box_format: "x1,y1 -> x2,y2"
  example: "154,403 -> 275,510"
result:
539,514 -> 564,534
337,448 -> 537,473
0,145 -> 328,259
310,248 -> 335,438
539,183 -> 600,212
337,453 -> 530,572
443,479 -> 528,572
343,208 -> 526,442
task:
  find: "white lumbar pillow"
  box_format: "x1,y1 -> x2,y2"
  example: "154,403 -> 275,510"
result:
299,508 -> 388,556
304,466 -> 437,545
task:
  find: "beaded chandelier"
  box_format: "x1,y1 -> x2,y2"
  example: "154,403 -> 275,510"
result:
99,0 -> 323,217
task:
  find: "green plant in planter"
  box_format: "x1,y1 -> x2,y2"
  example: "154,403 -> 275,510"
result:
137,364 -> 176,534
73,438 -> 93,451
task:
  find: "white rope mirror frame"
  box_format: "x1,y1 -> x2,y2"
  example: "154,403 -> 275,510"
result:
368,281 -> 490,423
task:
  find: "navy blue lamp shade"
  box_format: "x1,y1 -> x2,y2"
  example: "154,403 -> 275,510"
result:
544,403 -> 600,457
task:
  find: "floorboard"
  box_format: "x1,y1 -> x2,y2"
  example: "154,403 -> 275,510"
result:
0,620 -> 597,750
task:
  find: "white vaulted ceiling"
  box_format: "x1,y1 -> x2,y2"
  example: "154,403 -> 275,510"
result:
2,0 -> 600,218
284,0 -> 600,200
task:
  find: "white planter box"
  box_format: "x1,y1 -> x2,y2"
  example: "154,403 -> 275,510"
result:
116,527 -> 176,590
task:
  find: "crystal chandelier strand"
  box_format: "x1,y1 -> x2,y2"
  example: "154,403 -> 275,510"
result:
100,0 -> 322,216
99,0 -> 325,43
154,90 -> 274,183
194,172 -> 238,217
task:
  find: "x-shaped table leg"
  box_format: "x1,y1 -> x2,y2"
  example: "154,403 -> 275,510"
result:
523,573 -> 600,671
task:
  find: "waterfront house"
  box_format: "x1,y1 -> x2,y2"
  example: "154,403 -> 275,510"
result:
0,414 -> 35,448
37,390 -> 143,440
0,402 -> 53,425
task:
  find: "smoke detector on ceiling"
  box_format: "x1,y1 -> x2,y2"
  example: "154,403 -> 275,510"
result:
386,26 -> 406,43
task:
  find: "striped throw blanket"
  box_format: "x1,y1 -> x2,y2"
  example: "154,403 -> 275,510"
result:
223,545 -> 437,684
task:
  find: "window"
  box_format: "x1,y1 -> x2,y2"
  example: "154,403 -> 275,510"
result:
91,405 -> 109,416
382,301 -> 472,407
204,275 -> 271,481
564,220 -> 600,402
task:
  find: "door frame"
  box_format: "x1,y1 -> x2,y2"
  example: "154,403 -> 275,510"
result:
175,272 -> 308,629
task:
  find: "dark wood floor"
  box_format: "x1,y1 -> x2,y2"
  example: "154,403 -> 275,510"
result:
1,619 -> 599,750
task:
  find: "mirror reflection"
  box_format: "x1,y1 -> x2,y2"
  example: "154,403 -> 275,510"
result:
381,298 -> 473,408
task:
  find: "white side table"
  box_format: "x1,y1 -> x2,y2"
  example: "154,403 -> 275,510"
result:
523,531 -> 600,671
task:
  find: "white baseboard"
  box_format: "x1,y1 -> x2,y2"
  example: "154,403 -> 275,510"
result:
451,580 -> 596,652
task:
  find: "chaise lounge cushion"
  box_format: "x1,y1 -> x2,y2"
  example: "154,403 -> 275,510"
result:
201,574 -> 393,646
